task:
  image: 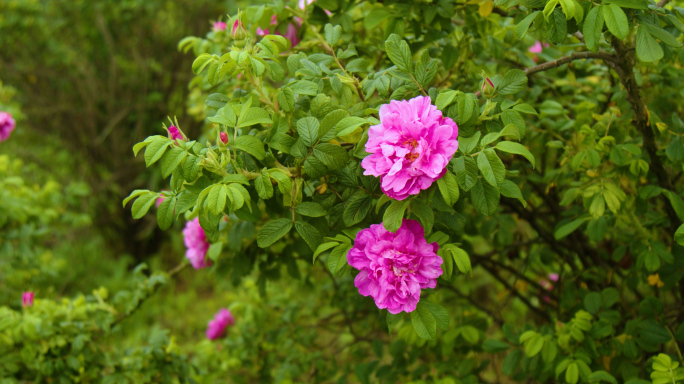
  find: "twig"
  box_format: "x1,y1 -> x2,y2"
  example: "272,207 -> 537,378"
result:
525,51 -> 617,76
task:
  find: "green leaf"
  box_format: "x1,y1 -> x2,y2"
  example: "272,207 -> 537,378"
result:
313,241 -> 340,263
343,191 -> 373,226
335,116 -> 369,138
297,117 -> 320,147
207,242 -> 223,262
131,192 -> 159,220
295,221 -> 323,251
566,362 -> 579,384
295,202 -> 327,217
547,9 -> 568,44
516,11 -> 541,39
234,135 -> 266,160
495,141 -> 536,168
603,4 -> 629,39
437,171 -> 460,206
144,139 -> 172,167
327,243 -> 350,275
454,156 -> 479,191
436,90 -> 458,110
445,244 -> 472,275
207,184 -> 228,214
541,339 -> 558,363
482,339 -> 511,353
238,107 -> 272,128
420,300 -> 450,331
588,370 -> 618,384
500,179 -> 527,207
192,53 -> 214,74
524,334 -> 545,357
457,92 -> 476,124
603,0 -> 648,9
458,131 -> 481,154
411,302 -> 437,339
667,136 -> 684,162
123,189 -> 150,208
324,24 -> 343,46
410,199 -> 435,234
498,69 -> 528,96
471,179 -> 500,216
554,217 -> 589,239
290,80 -> 320,96
584,6 -> 605,52
256,218 -> 293,247
365,8 -> 392,29
477,149 -> 506,187
383,199 -> 410,232
313,143 -> 349,170
584,292 -> 603,314
156,196 -> 176,230
385,34 -> 413,73
255,174 -> 274,200
278,88 -> 295,112
675,224 -> 684,246
636,25 -> 664,62
502,350 -> 523,375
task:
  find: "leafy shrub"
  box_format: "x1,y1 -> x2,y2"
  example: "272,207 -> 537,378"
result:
5,0 -> 684,382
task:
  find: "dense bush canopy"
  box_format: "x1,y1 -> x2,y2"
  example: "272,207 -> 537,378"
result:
2,0 -> 684,383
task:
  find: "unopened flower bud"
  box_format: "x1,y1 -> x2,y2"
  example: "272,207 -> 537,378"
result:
220,132 -> 229,144
232,18 -> 247,47
481,75 -> 496,99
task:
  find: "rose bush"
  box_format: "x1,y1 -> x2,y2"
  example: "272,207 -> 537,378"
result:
3,0 -> 684,381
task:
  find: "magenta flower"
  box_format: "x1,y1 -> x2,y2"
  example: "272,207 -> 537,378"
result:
548,273 -> 559,282
206,308 -> 235,340
298,0 -> 315,9
22,291 -> 34,307
168,125 -> 183,141
232,19 -> 243,36
361,96 -> 459,200
347,219 -> 443,314
528,40 -> 549,54
183,218 -> 211,269
213,21 -> 227,32
0,112 -> 16,142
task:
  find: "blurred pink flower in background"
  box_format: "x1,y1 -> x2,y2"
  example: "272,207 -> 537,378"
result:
183,218 -> 211,269
22,291 -> 34,307
0,112 -> 16,142
213,21 -> 227,31
206,308 -> 235,340
256,14 -> 301,47
539,273 -> 559,302
529,41 -> 549,63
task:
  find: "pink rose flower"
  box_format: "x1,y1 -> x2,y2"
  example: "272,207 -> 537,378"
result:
548,273 -> 559,282
156,195 -> 165,208
219,132 -> 229,144
183,218 -> 211,269
213,21 -> 227,32
22,291 -> 34,307
0,112 -> 16,142
168,125 -> 183,141
206,308 -> 235,340
347,219 -> 443,314
298,0 -> 315,9
361,96 -> 459,200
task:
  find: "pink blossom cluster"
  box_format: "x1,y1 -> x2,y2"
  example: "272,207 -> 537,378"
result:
183,218 -> 211,269
0,112 -> 16,142
347,219 -> 443,314
361,96 -> 459,200
206,308 -> 235,340
168,125 -> 183,141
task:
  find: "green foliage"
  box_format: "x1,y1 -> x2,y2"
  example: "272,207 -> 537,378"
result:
5,0 -> 684,381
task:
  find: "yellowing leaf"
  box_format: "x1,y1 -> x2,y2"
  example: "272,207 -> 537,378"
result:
479,0 -> 494,17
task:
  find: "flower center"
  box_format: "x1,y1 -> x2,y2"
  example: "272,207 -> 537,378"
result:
403,138 -> 420,162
